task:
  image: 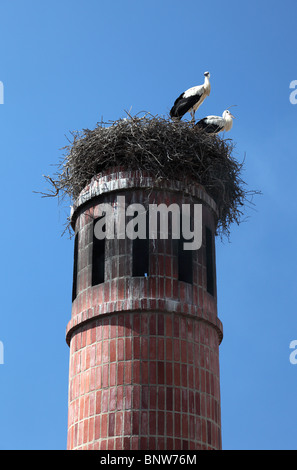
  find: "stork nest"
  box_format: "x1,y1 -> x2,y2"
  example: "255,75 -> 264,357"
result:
40,113 -> 258,237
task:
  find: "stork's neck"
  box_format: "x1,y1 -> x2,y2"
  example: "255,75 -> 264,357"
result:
224,114 -> 233,131
204,76 -> 211,94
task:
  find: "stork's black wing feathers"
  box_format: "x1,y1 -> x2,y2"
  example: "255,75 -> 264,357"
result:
173,91 -> 185,106
195,118 -> 224,134
170,94 -> 201,119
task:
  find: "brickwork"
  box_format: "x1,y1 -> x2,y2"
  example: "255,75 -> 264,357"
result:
66,168 -> 223,450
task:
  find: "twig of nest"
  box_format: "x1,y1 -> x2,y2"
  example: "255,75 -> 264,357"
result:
38,112 -> 260,238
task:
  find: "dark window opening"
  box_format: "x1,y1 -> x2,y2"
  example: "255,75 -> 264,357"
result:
72,233 -> 79,302
178,236 -> 193,284
132,212 -> 149,277
92,218 -> 105,286
132,238 -> 149,277
206,227 -> 215,296
177,215 -> 193,284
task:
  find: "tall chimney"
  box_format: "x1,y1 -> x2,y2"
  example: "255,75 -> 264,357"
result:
66,167 -> 223,450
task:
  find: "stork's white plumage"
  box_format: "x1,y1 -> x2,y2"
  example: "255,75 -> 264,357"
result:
170,72 -> 211,122
195,109 -> 235,134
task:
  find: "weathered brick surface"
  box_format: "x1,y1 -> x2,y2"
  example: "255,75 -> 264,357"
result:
66,168 -> 223,450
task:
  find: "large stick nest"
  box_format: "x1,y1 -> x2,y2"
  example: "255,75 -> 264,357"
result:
41,113 -> 258,237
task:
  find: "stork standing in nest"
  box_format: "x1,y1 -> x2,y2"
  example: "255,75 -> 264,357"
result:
195,109 -> 235,134
170,71 -> 211,122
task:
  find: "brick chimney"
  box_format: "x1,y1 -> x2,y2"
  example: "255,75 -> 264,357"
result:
66,167 -> 223,450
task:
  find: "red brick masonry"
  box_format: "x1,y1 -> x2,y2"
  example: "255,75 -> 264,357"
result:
66,168 -> 223,450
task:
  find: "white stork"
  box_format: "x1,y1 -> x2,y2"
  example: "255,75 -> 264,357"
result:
195,109 -> 235,134
170,71 -> 211,122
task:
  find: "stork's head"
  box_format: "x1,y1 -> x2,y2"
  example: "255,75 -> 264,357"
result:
223,109 -> 235,119
204,71 -> 210,78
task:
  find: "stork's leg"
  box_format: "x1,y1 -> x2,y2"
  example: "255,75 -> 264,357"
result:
190,110 -> 195,123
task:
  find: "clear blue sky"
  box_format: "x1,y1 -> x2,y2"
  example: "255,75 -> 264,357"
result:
0,0 -> 296,450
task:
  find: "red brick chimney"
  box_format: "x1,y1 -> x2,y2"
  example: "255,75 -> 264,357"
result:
66,167 -> 223,450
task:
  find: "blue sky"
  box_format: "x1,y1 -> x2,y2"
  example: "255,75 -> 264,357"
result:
0,0 -> 297,450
